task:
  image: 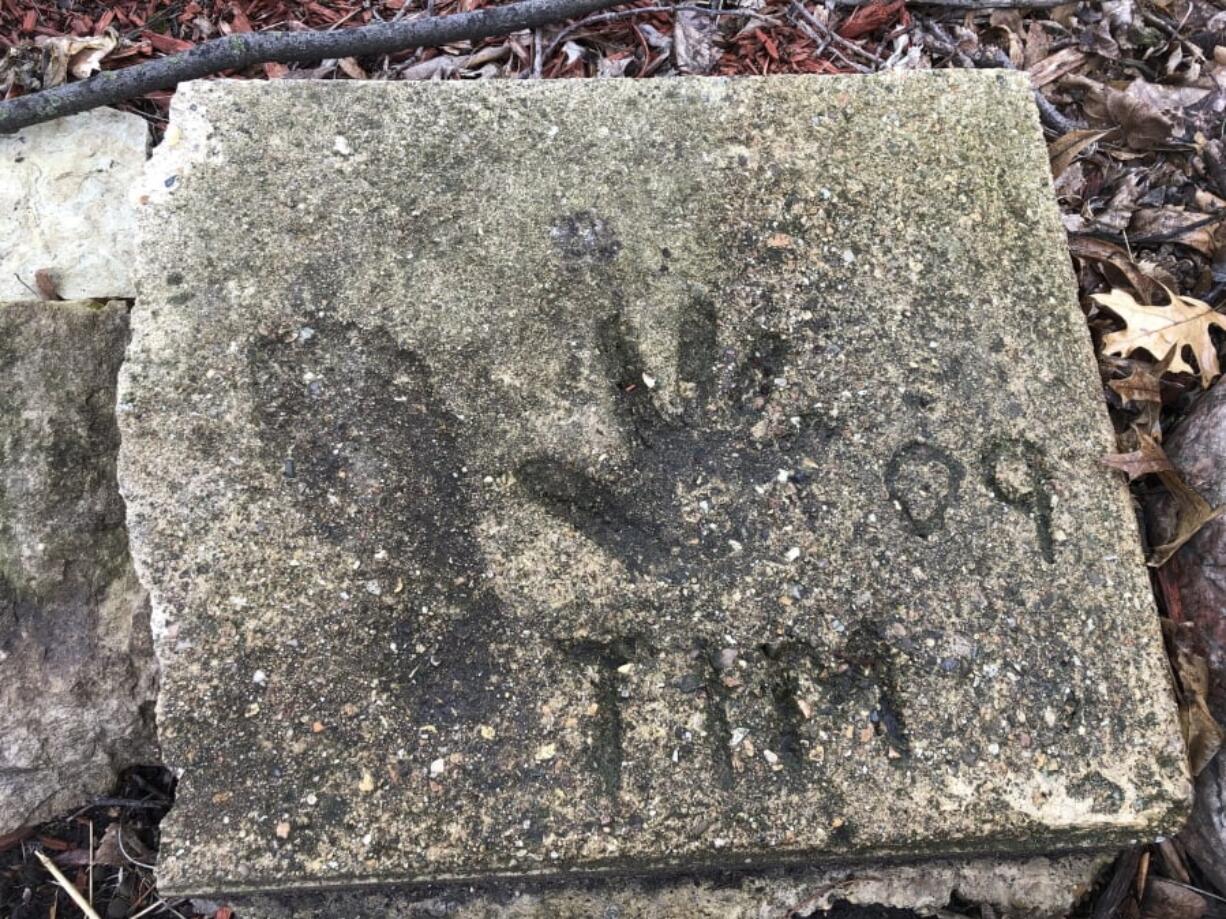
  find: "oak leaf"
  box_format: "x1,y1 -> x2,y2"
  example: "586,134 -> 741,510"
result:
1102,428 -> 1226,566
1108,345 -> 1174,408
1101,429 -> 1172,480
1092,286 -> 1226,388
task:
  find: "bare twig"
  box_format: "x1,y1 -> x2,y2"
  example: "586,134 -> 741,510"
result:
1035,91 -> 1085,134
541,4 -> 779,70
129,899 -> 171,919
789,1 -> 885,70
115,825 -> 157,871
0,0 -> 634,133
1073,209 -> 1226,247
532,28 -> 545,78
35,850 -> 104,919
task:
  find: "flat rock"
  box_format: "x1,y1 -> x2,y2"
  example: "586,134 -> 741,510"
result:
0,300 -> 157,833
119,73 -> 1189,896
0,108 -> 147,300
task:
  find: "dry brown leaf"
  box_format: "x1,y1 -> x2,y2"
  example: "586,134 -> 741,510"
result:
1169,627 -> 1225,774
674,9 -> 718,75
1049,128 -> 1113,178
33,268 -> 60,301
1150,470 -> 1226,566
1093,286 -> 1226,387
1102,429 -> 1173,480
1142,875 -> 1214,917
337,57 -> 367,80
34,32 -> 118,86
1028,46 -> 1086,87
1108,347 -> 1175,439
1129,207 -> 1220,257
1075,76 -> 1174,149
1067,236 -> 1163,300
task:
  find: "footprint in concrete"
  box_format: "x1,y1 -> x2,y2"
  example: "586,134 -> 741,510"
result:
247,319 -> 501,724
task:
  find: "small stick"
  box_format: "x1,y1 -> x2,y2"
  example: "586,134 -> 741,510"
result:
116,824 -> 157,871
130,897 -> 184,919
790,1 -> 885,68
35,850 -> 103,919
541,5 -> 779,69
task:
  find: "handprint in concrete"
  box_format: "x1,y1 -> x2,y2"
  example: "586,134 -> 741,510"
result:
516,296 -> 813,587
248,319 -> 502,724
515,296 -> 909,776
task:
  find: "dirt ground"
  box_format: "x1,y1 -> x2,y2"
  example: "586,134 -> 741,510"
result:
2,0 -> 1225,915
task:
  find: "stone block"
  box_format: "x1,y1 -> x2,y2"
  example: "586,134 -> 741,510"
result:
118,73 -> 1189,895
0,108 -> 147,300
0,300 -> 157,832
235,854 -> 1110,918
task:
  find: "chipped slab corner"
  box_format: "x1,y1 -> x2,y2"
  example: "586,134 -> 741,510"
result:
118,71 -> 1191,897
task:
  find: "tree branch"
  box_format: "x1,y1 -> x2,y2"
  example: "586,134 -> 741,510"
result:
0,0 -> 631,133
1,0 -> 1094,133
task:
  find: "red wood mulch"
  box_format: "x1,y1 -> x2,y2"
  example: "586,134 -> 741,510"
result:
1,0 -> 910,101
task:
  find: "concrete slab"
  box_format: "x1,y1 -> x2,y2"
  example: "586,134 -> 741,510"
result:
234,854 -> 1111,918
118,72 -> 1189,896
0,108 -> 147,300
0,300 -> 156,833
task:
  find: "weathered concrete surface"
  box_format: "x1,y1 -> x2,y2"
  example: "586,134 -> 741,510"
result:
0,108 -> 147,300
0,300 -> 157,833
120,73 -> 1189,896
236,854 -> 1110,918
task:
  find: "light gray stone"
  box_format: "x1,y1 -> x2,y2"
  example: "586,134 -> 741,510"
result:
0,108 -> 147,300
0,299 -> 157,833
235,854 -> 1110,919
119,73 -> 1189,897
